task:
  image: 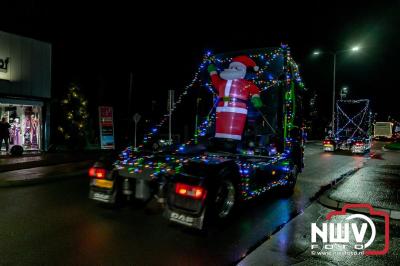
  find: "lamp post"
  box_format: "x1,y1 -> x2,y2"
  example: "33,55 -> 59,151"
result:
312,46 -> 360,135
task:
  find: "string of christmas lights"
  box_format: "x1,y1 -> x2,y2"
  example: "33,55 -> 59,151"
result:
116,45 -> 306,201
141,45 -> 305,149
335,100 -> 371,138
58,85 -> 89,141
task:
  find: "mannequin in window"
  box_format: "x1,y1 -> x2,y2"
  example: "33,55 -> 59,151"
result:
11,117 -> 22,145
31,114 -> 39,149
24,114 -> 32,147
9,120 -> 15,145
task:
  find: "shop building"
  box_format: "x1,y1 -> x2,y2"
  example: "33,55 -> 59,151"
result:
0,31 -> 51,152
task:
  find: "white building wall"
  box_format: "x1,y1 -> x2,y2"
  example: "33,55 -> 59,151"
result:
0,30 -> 51,98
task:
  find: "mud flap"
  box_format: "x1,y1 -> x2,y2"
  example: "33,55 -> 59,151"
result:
89,187 -> 116,204
165,207 -> 206,230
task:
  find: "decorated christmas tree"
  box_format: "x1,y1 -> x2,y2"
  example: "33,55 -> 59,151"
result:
57,84 -> 89,149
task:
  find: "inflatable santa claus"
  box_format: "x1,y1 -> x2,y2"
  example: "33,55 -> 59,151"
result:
208,55 -> 262,141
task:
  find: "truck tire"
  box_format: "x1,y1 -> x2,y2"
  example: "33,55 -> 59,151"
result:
213,178 -> 237,219
281,165 -> 298,197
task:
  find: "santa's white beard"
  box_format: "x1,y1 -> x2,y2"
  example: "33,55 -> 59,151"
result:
220,69 -> 246,80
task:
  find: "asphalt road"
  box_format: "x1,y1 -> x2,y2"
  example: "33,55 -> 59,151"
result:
0,142 -> 372,265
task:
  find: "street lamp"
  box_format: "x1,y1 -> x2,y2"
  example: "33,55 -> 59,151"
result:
340,86 -> 349,99
312,46 -> 361,135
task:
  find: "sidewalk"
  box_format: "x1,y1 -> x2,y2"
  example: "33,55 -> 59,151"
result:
0,150 -> 116,187
0,160 -> 93,187
0,150 -> 114,172
320,149 -> 400,219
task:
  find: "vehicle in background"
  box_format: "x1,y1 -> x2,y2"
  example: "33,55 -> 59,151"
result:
323,99 -> 372,154
373,122 -> 393,140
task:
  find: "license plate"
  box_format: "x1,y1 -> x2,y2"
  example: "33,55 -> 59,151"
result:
324,144 -> 334,151
94,179 -> 114,189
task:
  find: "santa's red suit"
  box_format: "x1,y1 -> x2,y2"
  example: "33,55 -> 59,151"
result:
210,73 -> 260,140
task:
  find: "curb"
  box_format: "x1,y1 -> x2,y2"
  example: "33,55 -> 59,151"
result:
382,146 -> 400,152
316,155 -> 400,220
310,167 -> 362,202
319,194 -> 400,220
0,169 -> 88,187
0,151 -> 114,173
0,160 -> 80,173
0,158 -> 95,173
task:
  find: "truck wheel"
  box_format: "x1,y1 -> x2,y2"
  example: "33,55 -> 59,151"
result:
281,166 -> 298,197
214,179 -> 236,219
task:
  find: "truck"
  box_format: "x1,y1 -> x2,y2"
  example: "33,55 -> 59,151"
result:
323,99 -> 372,154
373,122 -> 393,139
88,46 -> 306,230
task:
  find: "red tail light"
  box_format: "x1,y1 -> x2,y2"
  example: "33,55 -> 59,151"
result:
175,183 -> 206,200
89,167 -> 107,179
355,142 -> 364,146
323,140 -> 332,145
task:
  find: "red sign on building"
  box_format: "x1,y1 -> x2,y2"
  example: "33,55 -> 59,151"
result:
99,106 -> 115,149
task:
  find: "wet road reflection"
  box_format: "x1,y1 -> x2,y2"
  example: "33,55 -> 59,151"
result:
0,142 -> 372,265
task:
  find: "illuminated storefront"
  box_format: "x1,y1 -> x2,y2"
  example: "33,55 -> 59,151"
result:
0,101 -> 43,151
0,31 -> 51,152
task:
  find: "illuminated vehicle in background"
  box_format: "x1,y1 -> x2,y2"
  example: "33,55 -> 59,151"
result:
373,122 -> 393,140
323,99 -> 372,154
88,46 -> 306,230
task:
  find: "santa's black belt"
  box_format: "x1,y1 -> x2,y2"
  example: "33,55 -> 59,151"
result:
218,97 -> 248,104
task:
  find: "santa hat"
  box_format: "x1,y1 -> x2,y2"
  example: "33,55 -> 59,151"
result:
232,55 -> 259,71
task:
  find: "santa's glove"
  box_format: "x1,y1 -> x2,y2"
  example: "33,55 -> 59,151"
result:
251,96 -> 263,109
207,64 -> 217,74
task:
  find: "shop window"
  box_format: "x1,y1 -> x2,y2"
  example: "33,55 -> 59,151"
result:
0,103 -> 42,151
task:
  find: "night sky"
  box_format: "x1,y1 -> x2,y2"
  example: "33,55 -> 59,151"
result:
2,1 -> 400,142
